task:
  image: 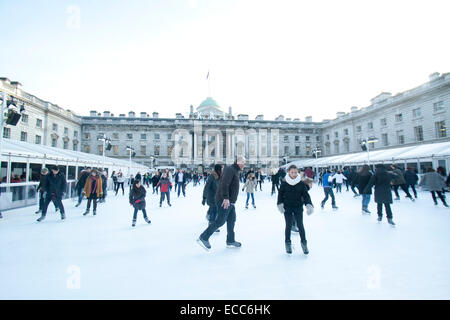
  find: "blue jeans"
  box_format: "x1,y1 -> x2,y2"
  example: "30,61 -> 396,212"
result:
362,194 -> 371,209
177,182 -> 185,197
246,193 -> 255,206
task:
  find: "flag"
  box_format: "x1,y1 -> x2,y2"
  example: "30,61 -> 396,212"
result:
206,71 -> 209,79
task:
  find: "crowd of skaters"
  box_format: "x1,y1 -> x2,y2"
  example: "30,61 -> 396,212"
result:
1,157 -> 449,257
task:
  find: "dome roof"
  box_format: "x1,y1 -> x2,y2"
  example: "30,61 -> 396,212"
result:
197,97 -> 223,114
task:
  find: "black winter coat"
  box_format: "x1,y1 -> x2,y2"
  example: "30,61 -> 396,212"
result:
356,173 -> 372,195
37,174 -> 48,192
151,175 -> 160,186
129,185 -> 146,210
277,178 -> 312,209
44,172 -> 67,198
216,163 -> 241,204
363,167 -> 396,204
75,171 -> 89,190
203,171 -> 220,206
404,170 -> 418,185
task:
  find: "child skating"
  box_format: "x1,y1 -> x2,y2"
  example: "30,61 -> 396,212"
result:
129,179 -> 151,227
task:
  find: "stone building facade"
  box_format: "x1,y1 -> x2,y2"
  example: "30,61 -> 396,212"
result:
2,72 -> 449,172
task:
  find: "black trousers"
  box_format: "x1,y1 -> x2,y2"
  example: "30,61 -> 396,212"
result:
257,180 -> 263,191
42,194 -> 65,215
200,203 -> 236,243
39,190 -> 57,211
271,183 -> 279,195
133,208 -> 148,221
431,191 -> 447,205
406,184 -> 417,197
115,182 -> 124,195
377,203 -> 393,219
86,194 -> 98,212
207,204 -> 218,226
393,184 -> 412,198
322,187 -> 336,206
284,206 -> 306,244
160,192 -> 170,204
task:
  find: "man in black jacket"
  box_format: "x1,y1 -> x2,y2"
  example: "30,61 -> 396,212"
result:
198,157 -> 246,250
37,166 -> 67,222
202,164 -> 222,229
75,167 -> 91,207
35,167 -> 58,214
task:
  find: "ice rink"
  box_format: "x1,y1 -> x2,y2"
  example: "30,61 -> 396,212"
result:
1,181 -> 449,299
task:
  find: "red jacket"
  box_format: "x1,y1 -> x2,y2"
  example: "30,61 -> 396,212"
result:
157,177 -> 172,193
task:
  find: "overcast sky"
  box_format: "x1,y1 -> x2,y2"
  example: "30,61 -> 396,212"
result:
1,0 -> 449,121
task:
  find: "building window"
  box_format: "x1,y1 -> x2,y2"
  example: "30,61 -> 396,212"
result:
435,121 -> 446,138
168,145 -> 173,156
127,133 -> 133,140
140,145 -> 146,155
73,143 -> 77,151
3,127 -> 10,138
344,141 -> 350,152
84,145 -> 90,153
52,138 -> 57,147
113,132 -> 119,139
305,136 -> 310,142
52,123 -> 58,131
334,132 -> 338,138
284,135 -> 289,142
284,146 -> 289,155
35,135 -> 42,144
433,101 -> 445,113
295,135 -> 299,142
113,145 -> 119,155
326,134 -> 330,140
344,129 -> 349,135
367,122 -> 373,130
21,114 -> 29,123
154,133 -> 160,140
380,118 -> 387,126
395,113 -> 403,122
20,131 -> 27,142
98,145 -> 103,155
85,133 -> 91,140
414,126 -> 424,142
167,133 -> 172,140
412,108 -> 422,118
74,130 -> 78,138
396,130 -> 405,145
64,127 -> 69,135
334,143 -> 339,154
305,145 -> 310,155
316,136 -> 320,142
36,119 -> 43,128
63,140 -> 68,149
295,146 -> 300,155
154,145 -> 160,155
356,126 -> 361,132
382,133 -> 388,146
141,133 -> 147,140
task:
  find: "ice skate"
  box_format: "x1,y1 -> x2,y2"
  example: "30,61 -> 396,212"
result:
387,218 -> 396,226
36,214 -> 46,222
285,242 -> 292,254
61,212 -> 66,220
132,220 -> 136,227
93,210 -> 96,216
83,210 -> 89,216
301,242 -> 309,255
377,216 -> 382,222
226,241 -> 242,248
253,204 -> 256,209
394,197 -> 400,201
321,202 -> 325,209
332,205 -> 338,210
144,217 -> 151,224
245,204 -> 248,209
35,209 -> 41,214
362,208 -> 371,214
197,237 -> 211,251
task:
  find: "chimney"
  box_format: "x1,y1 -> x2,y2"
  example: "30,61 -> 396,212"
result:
237,114 -> 249,120
119,114 -> 126,117
229,106 -> 232,115
336,112 -> 345,118
293,118 -> 300,122
190,105 -> 194,114
275,115 -> 284,121
255,115 -> 264,120
90,110 -> 97,117
305,116 -> 312,122
128,111 -> 135,117
103,111 -> 110,117
429,72 -> 440,81
152,112 -> 159,119
10,81 -> 22,90
176,113 -> 183,119
351,106 -> 358,113
140,112 -> 147,118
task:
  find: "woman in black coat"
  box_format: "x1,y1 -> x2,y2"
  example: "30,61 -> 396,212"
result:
277,164 -> 314,255
404,167 -> 419,198
202,164 -> 223,229
129,180 -> 151,227
363,164 -> 397,225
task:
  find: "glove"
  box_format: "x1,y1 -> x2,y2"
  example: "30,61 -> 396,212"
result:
135,199 -> 141,204
202,198 -> 206,206
306,204 -> 314,215
277,204 -> 285,214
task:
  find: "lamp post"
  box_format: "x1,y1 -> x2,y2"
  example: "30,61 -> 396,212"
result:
361,137 -> 378,167
126,146 -> 135,176
97,134 -> 111,171
0,91 -> 6,158
312,147 -> 322,177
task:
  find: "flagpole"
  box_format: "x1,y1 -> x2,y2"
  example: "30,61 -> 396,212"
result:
207,70 -> 211,97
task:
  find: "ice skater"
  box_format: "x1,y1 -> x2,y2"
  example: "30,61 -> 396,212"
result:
115,171 -> 125,195
243,173 -> 257,209
75,167 -> 90,207
157,172 -> 172,207
391,164 -> 414,201
321,170 -> 338,210
355,165 -> 372,214
35,167 -> 59,214
202,164 -> 223,232
277,165 -> 313,255
129,179 -> 151,227
419,167 -> 448,207
363,164 -> 397,225
404,167 -> 419,199
83,169 -> 103,216
36,166 -> 67,222
197,156 -> 246,251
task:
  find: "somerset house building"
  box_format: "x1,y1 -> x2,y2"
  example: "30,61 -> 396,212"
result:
1,72 -> 449,172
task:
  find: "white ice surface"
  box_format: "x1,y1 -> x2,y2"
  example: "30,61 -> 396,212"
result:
0,182 -> 449,299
